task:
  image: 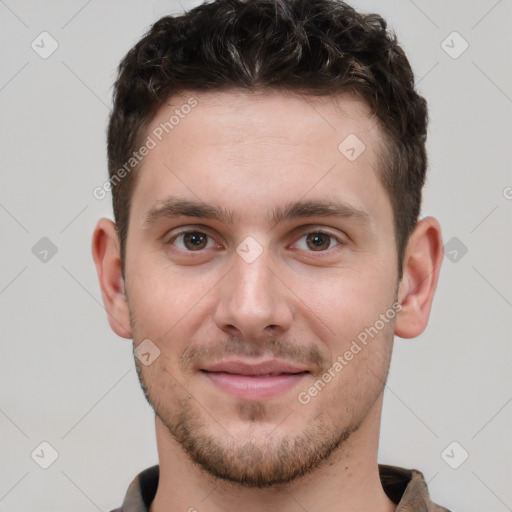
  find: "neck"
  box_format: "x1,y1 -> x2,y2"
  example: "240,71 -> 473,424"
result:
150,396 -> 395,512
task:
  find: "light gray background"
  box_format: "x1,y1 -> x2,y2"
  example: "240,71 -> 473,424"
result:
1,1 -> 511,511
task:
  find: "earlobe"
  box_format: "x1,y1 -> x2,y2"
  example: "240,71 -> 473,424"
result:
91,218 -> 132,339
394,217 -> 443,339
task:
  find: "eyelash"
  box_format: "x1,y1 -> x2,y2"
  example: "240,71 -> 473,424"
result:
166,228 -> 344,254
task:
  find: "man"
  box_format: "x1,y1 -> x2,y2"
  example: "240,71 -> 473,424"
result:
92,0 -> 447,510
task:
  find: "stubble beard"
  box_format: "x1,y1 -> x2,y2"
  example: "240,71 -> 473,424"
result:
135,358 -> 359,488
128,290 -> 395,490
133,351 -> 392,489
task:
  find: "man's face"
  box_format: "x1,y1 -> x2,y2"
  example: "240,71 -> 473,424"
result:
124,90 -> 399,487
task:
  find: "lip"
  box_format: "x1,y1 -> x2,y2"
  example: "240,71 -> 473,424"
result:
200,360 -> 310,400
202,360 -> 310,376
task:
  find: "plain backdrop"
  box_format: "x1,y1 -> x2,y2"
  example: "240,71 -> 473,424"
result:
0,1 -> 511,511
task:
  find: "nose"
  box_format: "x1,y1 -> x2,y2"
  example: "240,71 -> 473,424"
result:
213,248 -> 293,341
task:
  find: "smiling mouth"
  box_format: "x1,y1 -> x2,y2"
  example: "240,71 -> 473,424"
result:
200,370 -> 309,377
200,369 -> 310,400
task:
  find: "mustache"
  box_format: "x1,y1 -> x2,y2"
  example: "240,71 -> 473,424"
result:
179,333 -> 330,374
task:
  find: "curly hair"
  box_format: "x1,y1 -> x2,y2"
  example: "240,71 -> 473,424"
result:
107,0 -> 428,276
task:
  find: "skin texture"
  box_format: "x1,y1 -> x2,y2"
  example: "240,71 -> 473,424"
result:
92,90 -> 443,512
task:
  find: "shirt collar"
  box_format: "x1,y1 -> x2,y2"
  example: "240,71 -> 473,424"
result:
113,464 -> 450,512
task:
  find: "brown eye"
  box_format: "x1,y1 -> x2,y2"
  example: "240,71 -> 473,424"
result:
168,231 -> 214,251
305,232 -> 333,251
182,232 -> 208,250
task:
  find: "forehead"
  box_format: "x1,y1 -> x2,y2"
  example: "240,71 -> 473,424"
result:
147,89 -> 380,146
130,89 -> 391,229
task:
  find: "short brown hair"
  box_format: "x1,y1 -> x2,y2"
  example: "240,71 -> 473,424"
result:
107,0 -> 428,276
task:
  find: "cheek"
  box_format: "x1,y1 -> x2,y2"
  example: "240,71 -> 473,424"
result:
126,262 -> 214,341
297,268 -> 396,344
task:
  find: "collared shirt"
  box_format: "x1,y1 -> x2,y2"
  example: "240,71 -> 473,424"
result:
110,464 -> 451,511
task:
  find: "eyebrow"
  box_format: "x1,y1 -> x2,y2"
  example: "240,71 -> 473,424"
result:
143,197 -> 235,226
270,199 -> 370,227
142,196 -> 371,228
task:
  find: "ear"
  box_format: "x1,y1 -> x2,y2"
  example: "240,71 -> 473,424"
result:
91,218 -> 132,339
394,216 -> 443,339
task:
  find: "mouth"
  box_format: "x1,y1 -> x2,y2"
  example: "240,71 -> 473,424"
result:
200,360 -> 310,400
